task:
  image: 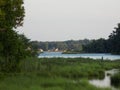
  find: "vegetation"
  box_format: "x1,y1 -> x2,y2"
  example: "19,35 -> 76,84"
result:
30,39 -> 90,52
1,57 -> 119,90
111,72 -> 120,88
30,24 -> 120,55
83,24 -> 120,54
0,75 -> 111,90
108,23 -> 120,54
19,58 -> 120,78
0,0 -> 25,30
0,0 -> 120,90
83,38 -> 108,53
0,0 -> 26,72
0,30 -> 28,72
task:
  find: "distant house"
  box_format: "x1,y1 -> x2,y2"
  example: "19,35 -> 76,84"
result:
55,48 -> 59,52
38,49 -> 44,52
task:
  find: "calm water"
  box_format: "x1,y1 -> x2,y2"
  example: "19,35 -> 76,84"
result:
39,52 -> 120,60
89,69 -> 119,90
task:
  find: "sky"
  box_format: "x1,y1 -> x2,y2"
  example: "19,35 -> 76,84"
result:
18,0 -> 120,41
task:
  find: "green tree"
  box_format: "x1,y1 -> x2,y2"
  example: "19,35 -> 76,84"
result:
83,38 -> 107,53
0,0 -> 25,72
0,30 -> 27,72
0,0 -> 25,31
108,23 -> 120,54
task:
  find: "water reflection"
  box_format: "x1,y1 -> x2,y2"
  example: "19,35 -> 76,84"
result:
89,69 -> 119,89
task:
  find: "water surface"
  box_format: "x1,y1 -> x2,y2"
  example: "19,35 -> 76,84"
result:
89,69 -> 119,90
39,52 -> 120,60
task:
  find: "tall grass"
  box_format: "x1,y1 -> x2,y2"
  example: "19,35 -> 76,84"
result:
0,74 -> 111,90
111,72 -> 120,88
19,57 -> 120,79
0,57 -> 120,90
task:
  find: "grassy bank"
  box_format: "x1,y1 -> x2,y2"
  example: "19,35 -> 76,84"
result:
0,74 -> 111,90
0,57 -> 120,90
111,72 -> 120,88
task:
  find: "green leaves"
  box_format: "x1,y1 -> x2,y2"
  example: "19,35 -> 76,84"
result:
108,23 -> 120,54
0,30 -> 27,72
83,23 -> 120,54
0,0 -> 25,30
0,0 -> 25,72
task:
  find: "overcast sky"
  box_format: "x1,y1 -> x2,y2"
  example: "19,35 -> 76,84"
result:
18,0 -> 120,41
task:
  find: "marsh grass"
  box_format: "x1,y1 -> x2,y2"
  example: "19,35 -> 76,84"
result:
111,72 -> 120,88
19,57 -> 120,79
0,57 -> 120,90
0,74 -> 111,90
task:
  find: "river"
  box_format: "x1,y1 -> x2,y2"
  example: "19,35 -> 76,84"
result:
39,52 -> 120,60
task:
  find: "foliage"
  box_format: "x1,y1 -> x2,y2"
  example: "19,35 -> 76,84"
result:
108,23 -> 120,54
20,58 -> 120,79
83,23 -> 120,54
0,75 -> 111,90
111,72 -> 120,88
0,30 -> 27,72
0,57 -> 118,90
31,24 -> 120,55
18,34 -> 38,57
83,38 -> 108,53
0,31 -> 38,72
30,39 -> 90,52
0,0 -> 25,30
0,0 -> 25,72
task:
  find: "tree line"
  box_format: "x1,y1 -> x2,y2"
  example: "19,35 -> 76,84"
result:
83,24 -> 120,54
30,23 -> 120,55
30,39 -> 90,52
